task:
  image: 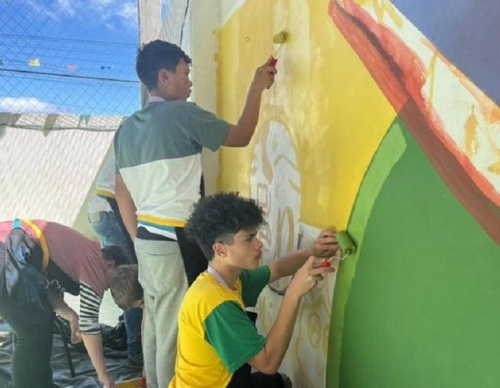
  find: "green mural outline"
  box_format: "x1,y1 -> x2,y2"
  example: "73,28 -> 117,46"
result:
327,119 -> 407,387
331,117 -> 500,387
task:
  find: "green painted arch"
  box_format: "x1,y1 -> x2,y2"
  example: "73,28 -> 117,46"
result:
327,118 -> 500,387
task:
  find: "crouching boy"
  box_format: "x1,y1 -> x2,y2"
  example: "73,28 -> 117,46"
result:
169,193 -> 338,387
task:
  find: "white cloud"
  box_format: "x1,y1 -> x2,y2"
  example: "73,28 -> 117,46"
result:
0,97 -> 61,114
57,0 -> 76,16
117,3 -> 138,23
25,0 -> 137,29
98,1 -> 138,26
89,0 -> 117,7
82,0 -> 137,26
24,0 -> 60,21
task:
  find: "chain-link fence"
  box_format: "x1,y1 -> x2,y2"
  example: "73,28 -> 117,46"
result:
0,0 -> 141,129
0,0 -> 141,223
0,0 -> 195,224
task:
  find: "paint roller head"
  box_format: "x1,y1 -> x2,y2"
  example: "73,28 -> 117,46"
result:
272,31 -> 288,44
336,231 -> 356,257
270,31 -> 288,67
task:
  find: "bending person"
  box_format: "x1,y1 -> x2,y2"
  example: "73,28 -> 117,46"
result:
0,219 -> 129,388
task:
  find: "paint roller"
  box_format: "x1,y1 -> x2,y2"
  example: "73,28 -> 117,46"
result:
319,231 -> 356,267
267,229 -> 356,296
337,231 -> 356,256
270,31 -> 288,67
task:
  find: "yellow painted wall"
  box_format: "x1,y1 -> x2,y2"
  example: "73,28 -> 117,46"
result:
217,0 -> 395,228
216,0 -> 396,386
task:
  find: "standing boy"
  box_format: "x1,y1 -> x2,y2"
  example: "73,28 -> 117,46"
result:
88,152 -> 143,370
169,193 -> 338,387
114,40 -> 277,387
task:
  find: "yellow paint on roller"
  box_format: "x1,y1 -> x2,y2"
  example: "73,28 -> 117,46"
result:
273,31 -> 288,44
271,31 -> 288,64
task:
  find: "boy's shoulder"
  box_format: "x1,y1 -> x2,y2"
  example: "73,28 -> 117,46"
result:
121,101 -> 202,125
184,272 -> 235,302
146,99 -> 197,112
181,272 -> 243,319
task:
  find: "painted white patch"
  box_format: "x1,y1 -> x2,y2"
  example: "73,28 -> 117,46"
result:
249,122 -> 338,386
250,120 -> 301,290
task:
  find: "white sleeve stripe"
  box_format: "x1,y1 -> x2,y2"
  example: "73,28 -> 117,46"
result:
78,282 -> 102,334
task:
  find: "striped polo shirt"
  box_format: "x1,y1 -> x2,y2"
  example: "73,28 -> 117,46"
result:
114,98 -> 230,239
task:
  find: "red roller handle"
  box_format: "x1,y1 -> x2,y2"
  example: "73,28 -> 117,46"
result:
270,56 -> 278,67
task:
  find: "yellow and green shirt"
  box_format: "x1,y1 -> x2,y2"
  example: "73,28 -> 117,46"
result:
169,265 -> 271,388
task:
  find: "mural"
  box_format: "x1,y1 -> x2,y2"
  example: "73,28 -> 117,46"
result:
326,1 -> 500,387
217,0 -> 394,385
216,0 -> 500,387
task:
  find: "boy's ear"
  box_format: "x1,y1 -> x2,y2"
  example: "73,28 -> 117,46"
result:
213,242 -> 227,258
158,68 -> 171,86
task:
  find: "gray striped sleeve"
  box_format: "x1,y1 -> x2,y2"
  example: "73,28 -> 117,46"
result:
79,282 -> 102,334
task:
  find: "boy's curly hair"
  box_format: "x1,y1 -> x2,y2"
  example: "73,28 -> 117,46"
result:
186,192 -> 265,260
136,40 -> 192,90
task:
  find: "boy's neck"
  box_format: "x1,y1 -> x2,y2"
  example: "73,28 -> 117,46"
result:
149,90 -> 172,101
149,89 -> 183,101
208,257 -> 241,289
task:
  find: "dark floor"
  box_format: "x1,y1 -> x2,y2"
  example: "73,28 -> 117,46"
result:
0,326 -> 140,388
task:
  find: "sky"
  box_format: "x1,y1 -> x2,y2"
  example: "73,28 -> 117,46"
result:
0,0 -> 141,116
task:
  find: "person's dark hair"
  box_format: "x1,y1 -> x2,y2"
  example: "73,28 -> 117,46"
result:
110,265 -> 143,310
136,40 -> 192,90
186,192 -> 265,260
101,245 -> 130,267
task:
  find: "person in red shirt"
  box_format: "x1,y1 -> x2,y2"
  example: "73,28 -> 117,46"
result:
0,219 -> 130,388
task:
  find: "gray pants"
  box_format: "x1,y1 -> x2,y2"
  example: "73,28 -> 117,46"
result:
135,238 -> 188,388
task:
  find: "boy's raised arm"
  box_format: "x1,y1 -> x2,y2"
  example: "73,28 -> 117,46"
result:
223,58 -> 277,147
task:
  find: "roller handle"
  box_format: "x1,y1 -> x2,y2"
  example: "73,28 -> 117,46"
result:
270,56 -> 278,67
